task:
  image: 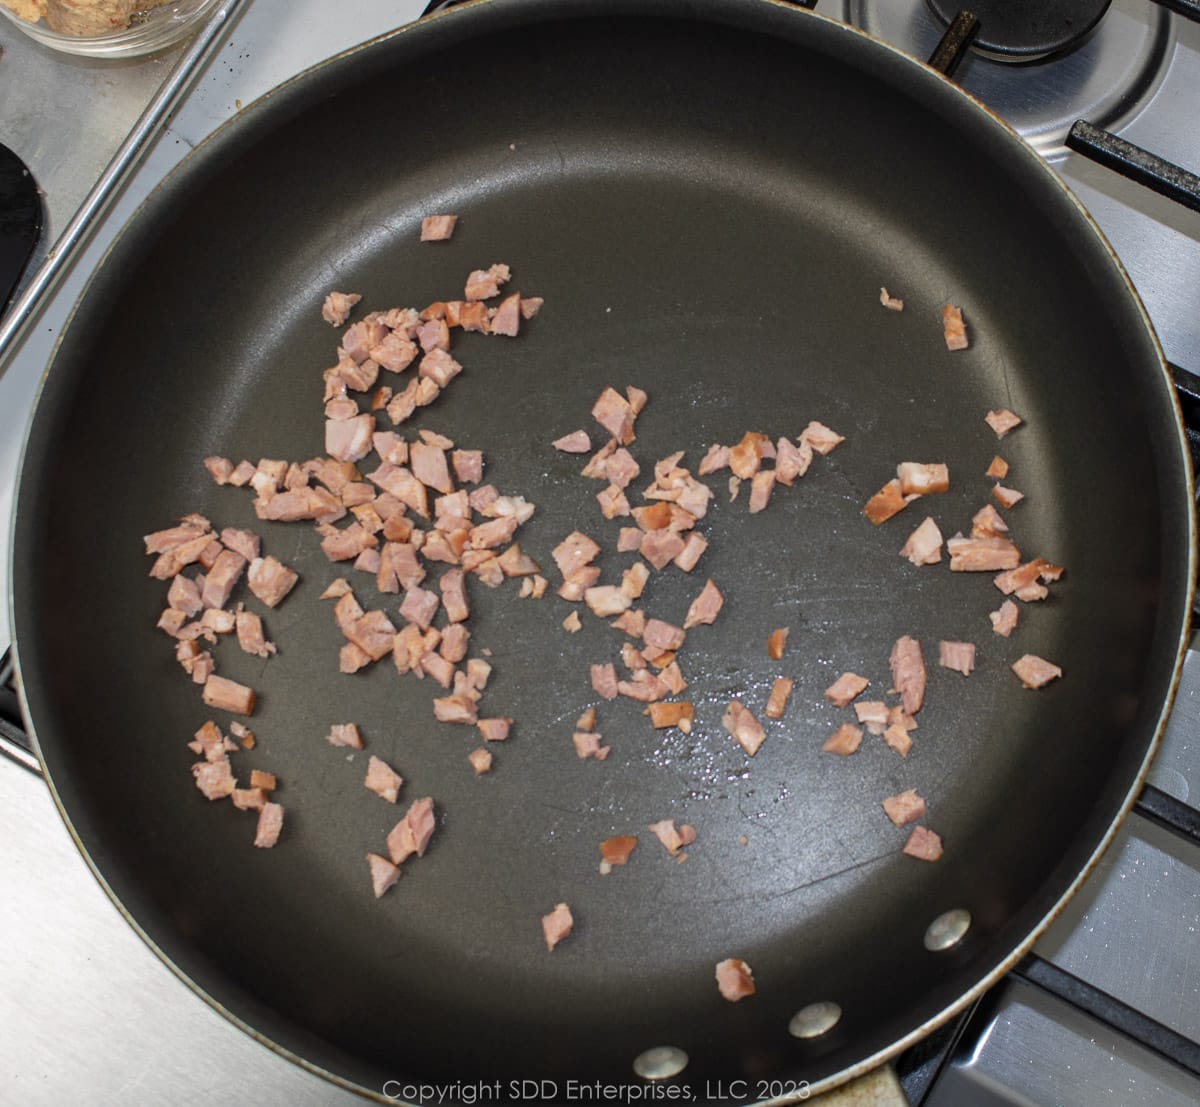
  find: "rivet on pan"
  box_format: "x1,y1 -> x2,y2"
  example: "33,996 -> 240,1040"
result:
788,1001 -> 842,1039
925,908 -> 972,952
632,1046 -> 689,1080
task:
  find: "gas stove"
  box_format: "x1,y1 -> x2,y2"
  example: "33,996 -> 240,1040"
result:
1,2 -> 1198,1105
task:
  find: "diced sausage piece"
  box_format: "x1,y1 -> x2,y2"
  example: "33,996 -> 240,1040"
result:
1012,654 -> 1063,689
366,333 -> 417,376
890,636 -> 926,715
990,599 -> 1020,637
235,610 -> 276,659
202,675 -> 255,715
822,723 -> 863,755
585,586 -> 631,618
946,535 -> 1021,572
986,455 -> 1009,480
551,531 -> 602,578
879,287 -> 904,311
399,585 -> 440,630
468,748 -> 494,775
897,462 -> 949,496
715,958 -> 756,1002
939,641 -> 976,676
191,757 -> 236,800
591,663 -> 619,701
322,290 -> 362,326
386,796 -> 436,864
420,214 -> 457,241
903,826 -> 944,861
417,348 -> 462,389
993,484 -> 1025,509
942,304 -> 968,350
254,802 -> 284,848
648,819 -> 696,856
883,724 -> 913,757
640,529 -> 686,570
592,387 -> 636,445
697,444 -> 731,476
325,413 -> 376,464
158,608 -> 188,636
542,903 -> 574,951
477,718 -> 512,742
646,701 -> 695,731
247,556 -> 299,608
328,723 -> 364,749
748,470 -> 776,514
416,317 -> 450,354
800,421 -> 845,455
204,456 -> 234,485
722,700 -> 766,756
824,672 -> 869,708
882,789 -> 927,827
864,479 -> 915,525
464,263 -> 511,301
643,619 -> 686,652
971,504 -> 1009,538
367,853 -> 401,898
985,408 -> 1023,437
573,731 -> 610,759
599,835 -> 638,870
763,677 -> 793,721
553,430 -> 592,453
684,579 -> 724,629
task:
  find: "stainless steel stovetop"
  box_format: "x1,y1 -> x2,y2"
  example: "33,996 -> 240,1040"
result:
1,2 -> 1197,1105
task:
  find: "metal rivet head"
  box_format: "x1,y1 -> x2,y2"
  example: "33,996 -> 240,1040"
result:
788,1001 -> 842,1039
633,1046 -> 689,1080
924,908 -> 972,952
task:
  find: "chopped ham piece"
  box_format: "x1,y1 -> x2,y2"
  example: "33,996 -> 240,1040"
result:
883,723 -> 913,758
409,442 -> 454,495
643,618 -> 686,652
235,610 -> 275,659
715,958 -> 756,1002
986,455 -> 1009,480
149,532 -> 213,580
558,566 -> 601,601
439,623 -> 470,663
322,291 -> 362,326
573,731 -> 611,759
903,826 -> 944,861
167,574 -> 204,615
448,449 -> 482,486
328,723 -> 364,749
399,585 -> 440,629
387,797 -> 436,864
648,819 -> 697,856
748,470 -> 776,514
939,640 -> 976,676
158,608 -> 188,636
824,672 -> 869,708
883,789 -> 927,827
417,348 -> 461,390
321,578 -> 352,601
202,675 -> 255,715
1012,654 -> 1063,689
585,586 -> 632,618
728,432 -> 768,479
646,701 -> 694,732
341,643 -> 372,673
764,677 -> 793,720
248,769 -> 275,791
728,476 -> 740,502
204,456 -> 234,484
591,387 -> 636,445
254,802 -> 284,848
900,516 -> 944,566
612,609 -> 646,637
604,448 -> 640,490
201,608 -> 236,634
520,296 -> 544,319
464,263 -> 511,301
488,293 -> 522,337
617,527 -> 643,553
552,531 -> 601,578
247,556 -> 299,608
889,636 -> 926,715
774,437 -> 813,486
971,504 -> 1009,538
864,478 -> 915,525
854,700 -> 889,733
325,413 -> 376,464
420,214 -> 457,241
344,610 -> 398,661
599,835 -> 638,873
990,599 -> 1020,637
698,444 -> 731,475
227,460 -> 256,486
942,304 -> 968,350
879,287 -> 904,311
620,561 -> 650,601
673,531 -> 708,573
985,408 -> 1023,437
367,852 -> 401,898
191,757 -> 236,800
477,717 -> 512,742
993,484 -> 1025,509
684,579 -> 724,629
897,462 -> 949,496
766,627 -> 790,660
219,527 -> 260,563
433,694 -> 478,723
468,748 -> 493,775
947,534 -> 1021,572
596,484 -> 631,519
800,421 -> 845,455
542,903 -> 574,951
553,430 -> 592,453
231,788 -> 266,811
722,701 -> 766,756
640,528 -> 686,570
364,755 -> 403,802
822,723 -> 863,756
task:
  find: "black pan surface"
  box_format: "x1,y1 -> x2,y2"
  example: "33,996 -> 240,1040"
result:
12,1 -> 1193,1099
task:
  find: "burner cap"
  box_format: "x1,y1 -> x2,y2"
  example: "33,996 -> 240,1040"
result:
926,0 -> 1112,58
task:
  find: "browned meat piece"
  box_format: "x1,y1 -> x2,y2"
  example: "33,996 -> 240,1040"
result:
599,836 -> 638,872
201,608 -> 236,635
715,958 -> 756,1002
971,504 -> 1009,538
889,636 -> 926,715
573,731 -> 611,759
433,569 -> 468,624
726,432 -> 766,479
897,462 -> 949,496
993,484 -> 1025,509
990,599 -> 1020,637
420,214 -> 458,241
986,455 -> 1009,480
898,516 -> 943,566
488,293 -> 522,337
386,796 -> 436,864
192,757 -> 236,800
643,619 -> 686,652
748,470 -> 776,514
345,610 -> 398,661
614,527 -> 641,554
225,460 -> 255,486
552,531 -> 601,578
542,903 -> 574,951
590,662 -> 619,701
824,672 -> 869,708
204,456 -> 234,485
939,641 -> 976,676
883,789 -> 927,827
591,386 -> 637,444
469,516 -> 519,551
464,263 -> 511,301
942,304 -> 968,350
581,439 -> 617,480
320,579 -> 352,602
245,556 -> 298,608
946,534 -> 1021,572
879,287 -> 904,311
903,825 -> 943,861
254,802 -> 284,848
1012,654 -> 1063,689
682,579 -> 724,630
477,717 -> 512,742
864,478 -> 915,525
799,421 -> 845,455
647,819 -> 697,857
764,677 -> 793,720
646,701 -> 695,732
334,590 -> 365,630
202,675 -> 255,715
235,610 -> 275,659
325,396 -> 359,420
553,430 -> 592,454
557,566 -> 601,602
367,852 -> 401,898
822,723 -> 863,755
341,320 -> 387,364
985,408 -> 1023,437
722,700 -> 766,756
197,539 -> 225,572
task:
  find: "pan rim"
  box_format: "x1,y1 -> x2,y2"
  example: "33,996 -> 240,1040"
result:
9,0 -> 1196,1101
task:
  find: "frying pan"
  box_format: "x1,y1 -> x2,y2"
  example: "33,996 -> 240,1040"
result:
10,0 -> 1194,1101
